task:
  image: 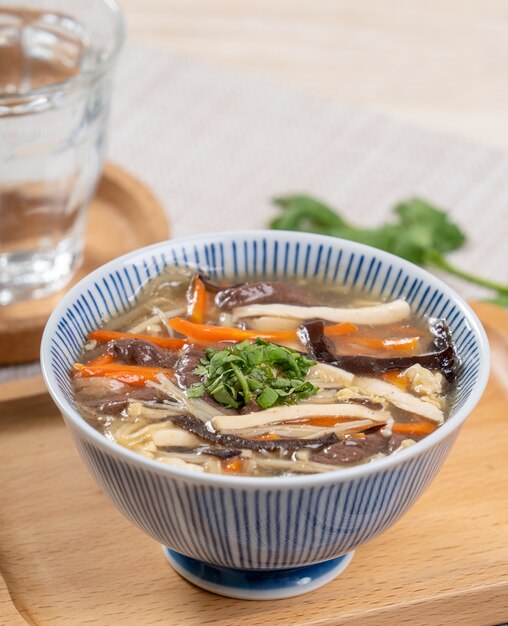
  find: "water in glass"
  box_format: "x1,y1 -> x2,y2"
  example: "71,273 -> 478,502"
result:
0,3 -> 122,305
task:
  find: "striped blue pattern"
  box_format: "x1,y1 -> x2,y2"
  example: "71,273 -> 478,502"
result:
71,428 -> 457,568
42,232 -> 488,570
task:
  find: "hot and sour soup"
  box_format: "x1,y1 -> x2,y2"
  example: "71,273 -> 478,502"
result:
71,268 -> 457,477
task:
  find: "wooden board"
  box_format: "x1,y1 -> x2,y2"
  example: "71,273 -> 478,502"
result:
0,163 -> 169,365
0,302 -> 507,626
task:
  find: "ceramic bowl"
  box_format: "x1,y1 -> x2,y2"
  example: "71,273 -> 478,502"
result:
41,231 -> 490,600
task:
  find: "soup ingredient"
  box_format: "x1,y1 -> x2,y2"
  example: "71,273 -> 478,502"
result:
151,428 -> 201,448
187,339 -> 318,410
402,364 -> 445,409
300,319 -> 455,380
350,336 -> 420,352
199,447 -> 244,460
391,422 -> 437,437
301,324 -> 445,421
222,457 -> 243,473
307,362 -> 355,387
233,299 -> 411,325
76,381 -> 165,415
74,362 -> 172,386
171,414 -> 342,452
170,317 -> 356,343
335,397 -> 383,411
171,317 -> 295,343
353,376 -> 444,423
174,345 -> 240,414
187,275 -> 208,323
311,431 -> 402,465
89,330 -> 186,350
382,370 -> 410,389
151,372 -> 227,422
107,338 -> 179,368
127,307 -> 187,334
311,430 -> 416,466
211,402 -> 388,431
270,195 -> 508,301
322,322 -> 358,337
163,458 -> 205,472
215,281 -> 313,309
86,353 -> 115,367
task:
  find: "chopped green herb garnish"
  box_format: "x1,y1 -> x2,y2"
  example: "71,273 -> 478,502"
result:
270,195 -> 508,302
187,339 -> 318,410
186,383 -> 206,398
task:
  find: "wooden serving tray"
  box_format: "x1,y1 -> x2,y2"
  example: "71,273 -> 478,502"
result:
0,163 -> 169,365
1,303 -> 507,626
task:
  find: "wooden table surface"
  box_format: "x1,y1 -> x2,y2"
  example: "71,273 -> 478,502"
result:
1,302 -> 507,625
119,0 -> 508,150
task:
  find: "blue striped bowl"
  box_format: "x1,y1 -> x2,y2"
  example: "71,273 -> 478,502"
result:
41,231 -> 490,600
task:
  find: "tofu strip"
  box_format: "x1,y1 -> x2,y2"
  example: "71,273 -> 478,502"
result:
307,362 -> 355,387
232,299 -> 410,325
212,403 -> 389,431
152,428 -> 201,447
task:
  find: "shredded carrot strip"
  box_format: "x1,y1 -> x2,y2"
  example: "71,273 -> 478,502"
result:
89,330 -> 186,350
349,336 -> 420,352
85,353 -> 115,367
73,362 -> 172,386
169,317 -> 295,342
392,422 -> 437,437
188,275 -> 208,324
221,458 -> 243,473
256,433 -> 281,440
349,432 -> 366,439
382,370 -> 410,390
323,322 -> 358,337
169,318 -> 357,344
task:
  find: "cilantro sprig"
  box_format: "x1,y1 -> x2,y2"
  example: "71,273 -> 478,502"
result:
187,339 -> 318,410
270,195 -> 508,303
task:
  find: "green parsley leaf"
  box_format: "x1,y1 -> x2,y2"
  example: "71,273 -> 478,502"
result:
270,194 -> 508,300
256,387 -> 279,409
186,383 -> 205,398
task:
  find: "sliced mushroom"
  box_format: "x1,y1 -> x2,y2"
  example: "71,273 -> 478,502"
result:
216,281 -> 314,310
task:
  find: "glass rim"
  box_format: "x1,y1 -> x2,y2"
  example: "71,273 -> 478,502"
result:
0,0 -> 125,104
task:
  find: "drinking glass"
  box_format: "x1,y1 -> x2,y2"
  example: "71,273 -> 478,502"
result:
0,0 -> 124,305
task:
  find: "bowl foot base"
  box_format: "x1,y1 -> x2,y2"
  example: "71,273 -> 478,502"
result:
162,547 -> 354,600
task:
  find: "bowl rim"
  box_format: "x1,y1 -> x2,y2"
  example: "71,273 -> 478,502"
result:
41,230 -> 491,489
